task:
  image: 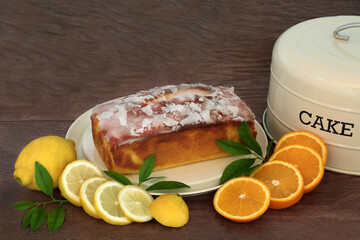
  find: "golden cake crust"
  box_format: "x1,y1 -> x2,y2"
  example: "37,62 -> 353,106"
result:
91,117 -> 257,174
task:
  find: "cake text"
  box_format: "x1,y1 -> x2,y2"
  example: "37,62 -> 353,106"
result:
299,110 -> 354,137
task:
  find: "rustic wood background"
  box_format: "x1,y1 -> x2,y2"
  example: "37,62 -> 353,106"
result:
1,0 -> 359,239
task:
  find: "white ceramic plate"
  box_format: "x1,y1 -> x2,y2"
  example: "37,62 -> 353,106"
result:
66,108 -> 268,197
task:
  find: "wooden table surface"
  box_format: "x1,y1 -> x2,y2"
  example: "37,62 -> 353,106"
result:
1,1 -> 359,239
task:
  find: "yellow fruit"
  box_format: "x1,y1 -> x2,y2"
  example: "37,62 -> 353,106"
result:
93,181 -> 131,225
118,185 -> 154,223
13,135 -> 77,191
213,177 -> 270,222
59,160 -> 104,207
79,177 -> 108,219
150,193 -> 189,228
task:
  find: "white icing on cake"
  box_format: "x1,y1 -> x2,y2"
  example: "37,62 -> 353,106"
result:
92,83 -> 255,146
114,104 -> 127,126
141,105 -> 153,116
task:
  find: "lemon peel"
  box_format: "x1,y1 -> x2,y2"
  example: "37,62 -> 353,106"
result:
13,136 -> 77,190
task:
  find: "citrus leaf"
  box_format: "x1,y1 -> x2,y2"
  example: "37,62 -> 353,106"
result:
220,158 -> 255,184
215,139 -> 251,156
47,206 -> 65,233
143,176 -> 167,182
22,207 -> 38,229
103,171 -> 132,186
244,164 -> 262,176
146,181 -> 190,191
12,201 -> 35,210
238,121 -> 263,157
35,162 -> 53,197
139,154 -> 155,185
30,207 -> 47,233
266,139 -> 275,160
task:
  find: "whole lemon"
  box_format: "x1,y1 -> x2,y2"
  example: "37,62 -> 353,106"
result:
150,193 -> 189,228
13,135 -> 77,191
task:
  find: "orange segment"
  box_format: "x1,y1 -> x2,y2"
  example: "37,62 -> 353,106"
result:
213,177 -> 270,222
250,160 -> 304,209
274,131 -> 327,164
269,145 -> 324,193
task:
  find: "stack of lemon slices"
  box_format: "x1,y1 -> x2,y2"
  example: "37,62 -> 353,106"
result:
59,160 -> 153,225
213,131 -> 327,222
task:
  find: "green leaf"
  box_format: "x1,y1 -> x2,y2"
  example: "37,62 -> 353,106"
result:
139,154 -> 155,185
266,139 -> 275,160
30,207 -> 47,233
244,164 -> 262,176
47,206 -> 65,233
146,181 -> 190,191
103,171 -> 132,186
143,176 -> 167,182
22,207 -> 38,229
35,162 -> 53,197
220,158 -> 255,184
12,201 -> 35,210
215,139 -> 252,156
238,121 -> 263,157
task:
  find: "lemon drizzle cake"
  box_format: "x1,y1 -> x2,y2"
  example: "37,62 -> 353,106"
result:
91,83 -> 256,174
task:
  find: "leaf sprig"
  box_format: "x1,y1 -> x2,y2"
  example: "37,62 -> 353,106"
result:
12,162 -> 68,233
216,121 -> 274,184
104,153 -> 190,191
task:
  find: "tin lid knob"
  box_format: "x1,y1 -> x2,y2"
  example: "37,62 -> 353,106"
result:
333,22 -> 360,40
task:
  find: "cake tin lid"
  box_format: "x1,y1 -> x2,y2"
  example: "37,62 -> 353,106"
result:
271,16 -> 360,112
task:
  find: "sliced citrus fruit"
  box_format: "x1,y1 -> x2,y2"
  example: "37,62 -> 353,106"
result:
269,145 -> 324,193
93,181 -> 131,225
59,160 -> 104,207
250,160 -> 304,209
213,177 -> 270,222
274,131 -> 327,164
118,185 -> 154,223
79,177 -> 108,219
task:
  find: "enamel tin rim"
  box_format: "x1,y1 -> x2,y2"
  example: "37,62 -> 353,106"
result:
266,16 -> 360,175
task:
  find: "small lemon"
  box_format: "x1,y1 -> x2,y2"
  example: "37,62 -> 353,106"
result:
13,135 -> 77,191
150,193 -> 189,228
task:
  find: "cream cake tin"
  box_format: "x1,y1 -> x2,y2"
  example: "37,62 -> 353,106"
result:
264,16 -> 360,175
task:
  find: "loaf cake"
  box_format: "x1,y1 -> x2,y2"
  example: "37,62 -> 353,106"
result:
91,83 -> 257,174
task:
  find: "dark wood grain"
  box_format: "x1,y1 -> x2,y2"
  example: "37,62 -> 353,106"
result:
1,0 -> 360,239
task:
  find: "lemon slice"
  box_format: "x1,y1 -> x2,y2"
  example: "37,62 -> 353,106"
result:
79,177 -> 108,218
59,160 -> 104,207
118,185 -> 154,223
93,181 -> 131,225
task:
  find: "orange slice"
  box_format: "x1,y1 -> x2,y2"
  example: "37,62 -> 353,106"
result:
269,145 -> 324,193
250,160 -> 304,209
274,131 -> 327,164
213,177 -> 270,222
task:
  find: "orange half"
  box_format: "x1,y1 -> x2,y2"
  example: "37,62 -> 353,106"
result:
213,177 -> 270,223
274,131 -> 327,164
250,160 -> 304,209
269,145 -> 324,193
